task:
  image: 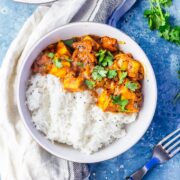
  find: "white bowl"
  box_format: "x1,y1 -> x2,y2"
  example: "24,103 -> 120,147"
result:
17,22 -> 157,163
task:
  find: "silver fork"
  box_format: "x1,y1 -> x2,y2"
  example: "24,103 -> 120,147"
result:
126,128 -> 180,180
13,0 -> 57,4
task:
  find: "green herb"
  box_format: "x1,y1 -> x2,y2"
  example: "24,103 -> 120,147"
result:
119,71 -> 128,84
92,66 -> 108,81
47,52 -> 55,58
54,59 -> 63,68
111,95 -> 129,111
96,49 -> 114,67
107,70 -> 117,79
96,49 -> 106,63
77,62 -> 84,67
125,81 -> 138,91
144,0 -> 180,45
85,80 -> 96,89
159,0 -> 172,6
178,70 -> 180,79
173,93 -> 180,103
64,57 -> 73,62
101,55 -> 114,67
63,39 -> 74,47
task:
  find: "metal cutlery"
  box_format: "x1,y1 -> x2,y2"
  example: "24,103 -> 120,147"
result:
126,128 -> 180,180
13,0 -> 57,4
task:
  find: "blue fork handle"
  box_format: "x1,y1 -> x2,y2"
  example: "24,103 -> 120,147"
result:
125,157 -> 161,180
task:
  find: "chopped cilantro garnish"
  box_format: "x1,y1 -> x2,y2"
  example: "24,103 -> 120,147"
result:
92,66 -> 108,81
47,52 -> 55,58
77,62 -> 84,67
107,70 -> 117,79
63,39 -> 74,47
96,49 -> 114,67
111,95 -> 129,111
125,81 -> 138,91
96,49 -> 106,63
119,71 -> 127,84
54,59 -> 63,68
85,80 -> 96,89
101,56 -> 114,67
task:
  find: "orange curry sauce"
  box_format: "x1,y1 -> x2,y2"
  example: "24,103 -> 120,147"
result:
32,35 -> 144,113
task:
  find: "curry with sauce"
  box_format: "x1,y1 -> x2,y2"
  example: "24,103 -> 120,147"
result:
32,35 -> 144,113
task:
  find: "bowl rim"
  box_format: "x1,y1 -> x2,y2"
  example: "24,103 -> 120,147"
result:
17,22 -> 157,163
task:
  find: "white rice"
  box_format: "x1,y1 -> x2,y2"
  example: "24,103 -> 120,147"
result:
26,74 -> 137,154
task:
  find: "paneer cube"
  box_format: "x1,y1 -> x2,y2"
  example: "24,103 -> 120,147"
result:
97,90 -> 111,111
63,77 -> 84,92
128,59 -> 141,79
49,65 -> 68,78
83,35 -> 100,50
57,41 -> 71,56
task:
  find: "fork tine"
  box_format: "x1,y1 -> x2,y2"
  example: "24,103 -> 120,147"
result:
169,147 -> 180,158
166,140 -> 180,153
163,134 -> 180,148
158,128 -> 180,145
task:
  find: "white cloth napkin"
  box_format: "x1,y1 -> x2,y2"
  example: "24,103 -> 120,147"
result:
0,0 -> 122,179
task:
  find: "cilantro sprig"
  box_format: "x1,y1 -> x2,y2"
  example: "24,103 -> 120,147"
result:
125,81 -> 138,91
47,52 -> 55,58
96,49 -> 114,67
119,71 -> 127,84
54,58 -> 63,68
107,70 -> 117,79
111,95 -> 129,111
92,66 -> 108,81
85,80 -> 96,89
144,0 -> 180,45
63,39 -> 74,47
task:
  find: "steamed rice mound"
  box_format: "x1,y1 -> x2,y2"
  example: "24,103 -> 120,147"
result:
26,74 -> 137,154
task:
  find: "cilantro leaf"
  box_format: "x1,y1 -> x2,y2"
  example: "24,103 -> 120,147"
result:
159,23 -> 171,40
63,39 -> 74,47
92,66 -> 108,81
54,59 -> 63,68
111,95 -> 129,111
169,26 -> 180,45
120,99 -> 129,111
119,71 -> 128,84
85,80 -> 96,89
96,49 -> 106,63
144,7 -> 166,30
47,52 -> 55,58
96,49 -> 114,67
101,56 -> 114,67
107,70 -> 117,79
159,0 -> 172,7
125,82 -> 138,91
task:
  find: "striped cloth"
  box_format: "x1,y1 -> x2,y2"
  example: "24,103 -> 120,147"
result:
0,0 -> 122,179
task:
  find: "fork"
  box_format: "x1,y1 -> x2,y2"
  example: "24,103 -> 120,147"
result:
13,0 -> 57,4
126,128 -> 180,180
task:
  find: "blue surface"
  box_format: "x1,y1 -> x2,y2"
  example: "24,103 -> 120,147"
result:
0,0 -> 179,180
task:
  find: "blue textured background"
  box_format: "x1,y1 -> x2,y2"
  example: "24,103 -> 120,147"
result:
0,0 -> 179,180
